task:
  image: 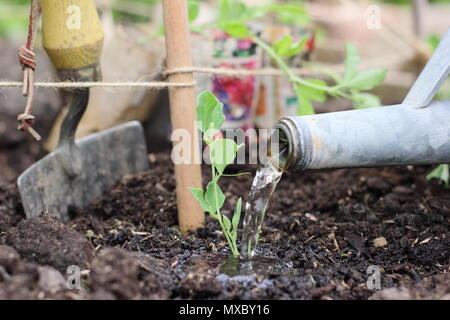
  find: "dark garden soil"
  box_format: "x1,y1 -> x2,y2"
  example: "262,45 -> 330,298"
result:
0,145 -> 449,300
0,56 -> 449,299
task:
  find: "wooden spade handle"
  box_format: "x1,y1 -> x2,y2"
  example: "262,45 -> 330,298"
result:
41,0 -> 104,178
41,0 -> 104,71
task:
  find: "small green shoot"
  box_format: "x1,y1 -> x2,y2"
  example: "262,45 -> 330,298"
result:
426,164 -> 449,187
189,91 -> 244,257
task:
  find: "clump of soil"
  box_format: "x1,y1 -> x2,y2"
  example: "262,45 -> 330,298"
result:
0,152 -> 448,300
0,183 -> 23,234
5,213 -> 95,273
0,244 -> 173,300
89,247 -> 172,300
0,244 -> 69,300
371,272 -> 450,300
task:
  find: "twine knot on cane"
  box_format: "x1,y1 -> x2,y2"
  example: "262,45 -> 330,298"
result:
17,0 -> 41,141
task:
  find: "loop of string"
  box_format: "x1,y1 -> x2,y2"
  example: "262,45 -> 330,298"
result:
0,80 -> 197,89
163,66 -> 318,77
0,66 -> 320,90
17,0 -> 41,141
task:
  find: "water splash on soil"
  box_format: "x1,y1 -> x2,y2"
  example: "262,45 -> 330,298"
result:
219,256 -> 295,278
240,160 -> 283,259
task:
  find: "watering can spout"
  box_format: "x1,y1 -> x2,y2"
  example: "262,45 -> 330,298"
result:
273,28 -> 450,172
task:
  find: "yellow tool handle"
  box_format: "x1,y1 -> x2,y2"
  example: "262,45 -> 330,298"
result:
41,0 -> 104,70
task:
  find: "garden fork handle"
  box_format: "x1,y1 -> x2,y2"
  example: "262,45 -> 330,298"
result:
403,28 -> 450,108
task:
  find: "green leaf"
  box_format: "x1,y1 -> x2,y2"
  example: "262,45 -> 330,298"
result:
267,3 -> 306,16
297,79 -> 327,102
274,35 -> 307,58
231,198 -> 242,239
427,34 -> 441,51
242,6 -> 265,21
223,215 -> 232,233
315,68 -> 343,84
210,139 -> 240,175
344,68 -> 387,91
344,43 -> 360,81
287,37 -> 308,57
219,0 -> 249,24
188,0 -> 200,22
274,35 -> 293,56
223,22 -> 252,39
231,2 -> 248,20
190,25 -> 204,35
205,181 -> 225,213
441,165 -> 449,186
189,187 -> 212,213
427,164 -> 449,187
352,92 -> 381,109
296,94 -> 315,116
266,3 -> 310,26
218,0 -> 230,25
294,80 -> 327,116
196,91 -> 225,134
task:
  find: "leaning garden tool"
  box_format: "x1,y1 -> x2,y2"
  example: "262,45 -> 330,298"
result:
18,0 -> 148,222
273,28 -> 450,172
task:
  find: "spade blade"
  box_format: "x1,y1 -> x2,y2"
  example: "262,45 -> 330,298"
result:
18,121 -> 149,222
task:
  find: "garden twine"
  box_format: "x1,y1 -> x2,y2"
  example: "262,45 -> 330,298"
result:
16,0 -> 41,141
0,66 -> 321,141
0,66 -> 319,89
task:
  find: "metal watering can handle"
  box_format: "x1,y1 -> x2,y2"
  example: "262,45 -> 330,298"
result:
403,28 -> 450,108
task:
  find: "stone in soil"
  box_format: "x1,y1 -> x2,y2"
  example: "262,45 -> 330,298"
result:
0,245 -> 68,299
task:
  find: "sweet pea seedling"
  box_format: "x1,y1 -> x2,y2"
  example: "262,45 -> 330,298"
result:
189,91 -> 244,257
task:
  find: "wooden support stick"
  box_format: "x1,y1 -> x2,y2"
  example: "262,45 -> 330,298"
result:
162,0 -> 204,234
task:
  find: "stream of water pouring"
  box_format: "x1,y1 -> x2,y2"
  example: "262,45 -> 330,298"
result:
240,159 -> 283,258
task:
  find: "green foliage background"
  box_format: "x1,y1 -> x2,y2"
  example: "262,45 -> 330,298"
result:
2,0 -> 450,37
0,0 -> 160,37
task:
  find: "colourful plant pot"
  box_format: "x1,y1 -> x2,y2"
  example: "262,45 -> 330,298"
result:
255,25 -> 316,130
210,31 -> 262,132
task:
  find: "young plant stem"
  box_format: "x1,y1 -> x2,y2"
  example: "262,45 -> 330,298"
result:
211,165 -> 239,257
252,36 -> 341,94
253,36 -> 378,105
218,215 -> 239,256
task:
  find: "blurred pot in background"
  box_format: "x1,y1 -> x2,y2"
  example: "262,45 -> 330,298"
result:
210,29 -> 262,136
255,24 -> 316,132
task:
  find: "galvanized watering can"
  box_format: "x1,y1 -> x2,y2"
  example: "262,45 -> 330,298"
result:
274,29 -> 450,172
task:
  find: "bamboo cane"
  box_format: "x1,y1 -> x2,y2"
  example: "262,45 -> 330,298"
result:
162,0 -> 204,234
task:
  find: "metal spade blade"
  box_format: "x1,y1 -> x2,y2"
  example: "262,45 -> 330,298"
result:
18,121 -> 149,222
